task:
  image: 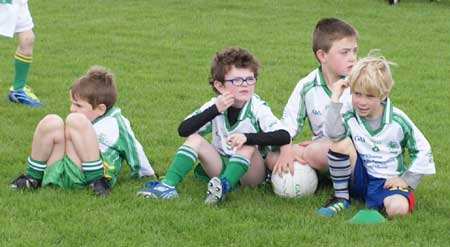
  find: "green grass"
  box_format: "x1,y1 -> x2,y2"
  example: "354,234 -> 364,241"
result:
1,0 -> 449,246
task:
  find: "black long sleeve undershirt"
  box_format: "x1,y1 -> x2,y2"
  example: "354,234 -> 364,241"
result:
178,104 -> 291,146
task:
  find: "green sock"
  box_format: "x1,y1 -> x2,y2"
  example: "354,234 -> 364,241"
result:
220,154 -> 250,188
12,52 -> 32,90
25,156 -> 46,180
82,160 -> 104,182
162,145 -> 198,187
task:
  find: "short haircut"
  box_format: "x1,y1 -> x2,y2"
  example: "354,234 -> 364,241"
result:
312,18 -> 358,56
348,55 -> 395,99
70,65 -> 116,109
209,47 -> 259,93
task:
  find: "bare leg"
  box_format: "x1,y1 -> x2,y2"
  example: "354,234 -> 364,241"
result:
296,140 -> 332,170
65,113 -> 100,168
183,134 -> 222,177
30,114 -> 65,165
16,30 -> 34,56
240,147 -> 265,185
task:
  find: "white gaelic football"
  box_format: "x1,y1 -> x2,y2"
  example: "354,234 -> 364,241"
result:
271,162 -> 318,198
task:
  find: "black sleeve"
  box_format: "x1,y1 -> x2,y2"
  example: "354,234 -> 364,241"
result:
244,129 -> 291,146
178,104 -> 220,137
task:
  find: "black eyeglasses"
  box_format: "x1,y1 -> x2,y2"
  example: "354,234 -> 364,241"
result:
224,76 -> 257,86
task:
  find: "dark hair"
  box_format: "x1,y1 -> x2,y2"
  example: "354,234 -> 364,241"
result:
70,65 -> 116,109
209,47 -> 259,93
312,18 -> 358,59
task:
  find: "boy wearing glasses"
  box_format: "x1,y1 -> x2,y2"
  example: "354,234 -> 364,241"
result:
137,47 -> 290,204
267,18 -> 358,175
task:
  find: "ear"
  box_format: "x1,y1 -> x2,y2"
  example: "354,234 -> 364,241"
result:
316,49 -> 327,64
94,103 -> 108,116
213,80 -> 226,94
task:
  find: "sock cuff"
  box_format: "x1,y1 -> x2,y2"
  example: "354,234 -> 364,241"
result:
15,52 -> 32,63
328,150 -> 350,160
229,154 -> 250,167
27,156 -> 46,171
177,145 -> 198,162
82,160 -> 103,171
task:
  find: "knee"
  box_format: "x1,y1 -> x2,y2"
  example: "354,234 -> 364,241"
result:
66,113 -> 91,130
18,31 -> 35,54
384,195 -> 409,217
236,145 -> 257,158
38,114 -> 64,133
184,134 -> 206,149
330,137 -> 354,155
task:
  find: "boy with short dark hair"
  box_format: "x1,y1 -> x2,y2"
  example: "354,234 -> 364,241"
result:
137,47 -> 290,204
267,17 -> 358,175
10,66 -> 155,195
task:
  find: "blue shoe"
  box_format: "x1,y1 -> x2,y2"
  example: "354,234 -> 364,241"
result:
8,86 -> 43,106
137,180 -> 178,199
317,197 -> 350,216
204,177 -> 230,205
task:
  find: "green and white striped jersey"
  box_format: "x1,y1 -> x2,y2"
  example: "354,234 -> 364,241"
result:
187,95 -> 285,157
281,67 -> 351,140
92,107 -> 154,179
341,98 -> 435,179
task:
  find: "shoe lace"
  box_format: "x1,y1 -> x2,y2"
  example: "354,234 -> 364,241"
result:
23,86 -> 39,100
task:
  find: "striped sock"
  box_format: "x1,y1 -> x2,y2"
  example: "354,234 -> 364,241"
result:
328,150 -> 351,200
25,156 -> 46,180
162,145 -> 198,187
221,154 -> 250,189
82,160 -> 104,182
13,52 -> 32,90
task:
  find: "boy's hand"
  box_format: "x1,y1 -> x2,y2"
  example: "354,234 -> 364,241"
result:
216,92 -> 234,113
273,144 -> 295,175
227,133 -> 247,150
331,79 -> 349,102
384,177 -> 408,189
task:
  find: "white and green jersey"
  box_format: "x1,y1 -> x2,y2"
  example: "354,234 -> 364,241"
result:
340,98 -> 435,179
281,67 -> 351,140
92,107 -> 154,179
187,95 -> 285,157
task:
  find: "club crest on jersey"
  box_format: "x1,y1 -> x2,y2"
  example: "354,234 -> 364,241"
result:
372,145 -> 380,152
388,141 -> 399,153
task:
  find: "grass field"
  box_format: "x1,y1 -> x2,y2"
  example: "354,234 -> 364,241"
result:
1,0 -> 449,246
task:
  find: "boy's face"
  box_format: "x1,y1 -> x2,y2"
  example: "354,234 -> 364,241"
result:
322,36 -> 358,78
216,66 -> 256,108
69,91 -> 105,121
351,89 -> 384,120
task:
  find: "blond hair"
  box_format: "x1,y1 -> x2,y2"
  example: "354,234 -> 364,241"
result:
348,55 -> 395,99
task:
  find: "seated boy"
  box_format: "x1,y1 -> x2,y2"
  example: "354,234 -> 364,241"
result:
317,55 -> 435,218
137,47 -> 290,204
266,17 -> 358,175
10,65 -> 155,195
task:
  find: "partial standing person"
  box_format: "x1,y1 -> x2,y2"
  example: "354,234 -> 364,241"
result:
10,66 -> 155,195
317,55 -> 435,218
267,17 -> 358,175
0,0 -> 41,106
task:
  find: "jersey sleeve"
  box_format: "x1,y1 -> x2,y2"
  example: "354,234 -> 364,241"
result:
117,116 -> 155,178
395,111 -> 436,176
183,98 -> 216,136
254,98 -> 286,133
280,81 -> 307,139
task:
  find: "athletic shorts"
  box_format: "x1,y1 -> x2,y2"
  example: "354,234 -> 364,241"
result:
350,154 -> 415,211
193,155 -> 229,183
42,155 -> 87,189
0,0 -> 33,37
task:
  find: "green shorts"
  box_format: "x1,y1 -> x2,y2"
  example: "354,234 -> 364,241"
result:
42,155 -> 87,189
193,155 -> 230,183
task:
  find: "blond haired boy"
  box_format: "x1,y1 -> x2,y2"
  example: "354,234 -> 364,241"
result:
267,17 -> 358,175
317,55 -> 435,218
10,66 -> 155,195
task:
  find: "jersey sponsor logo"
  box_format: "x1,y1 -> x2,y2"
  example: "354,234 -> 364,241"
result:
354,135 -> 366,143
372,145 -> 380,152
311,109 -> 322,116
388,141 -> 400,153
